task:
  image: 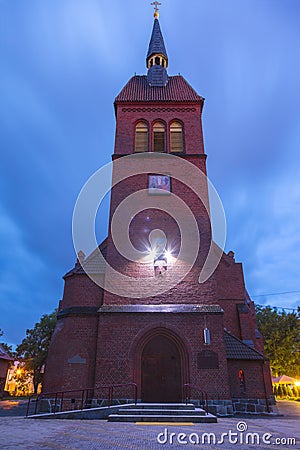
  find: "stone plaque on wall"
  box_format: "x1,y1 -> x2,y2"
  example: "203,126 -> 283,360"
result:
197,350 -> 219,369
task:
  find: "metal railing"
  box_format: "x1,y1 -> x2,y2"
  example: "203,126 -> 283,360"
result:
26,382 -> 137,417
184,383 -> 209,415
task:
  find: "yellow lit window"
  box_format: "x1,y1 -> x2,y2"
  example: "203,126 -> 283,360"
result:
153,122 -> 166,152
170,122 -> 184,153
135,122 -> 149,152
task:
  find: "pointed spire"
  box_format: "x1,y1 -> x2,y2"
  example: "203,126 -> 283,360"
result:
147,18 -> 168,62
146,13 -> 168,87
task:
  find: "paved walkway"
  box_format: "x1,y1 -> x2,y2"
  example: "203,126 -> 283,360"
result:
0,400 -> 299,449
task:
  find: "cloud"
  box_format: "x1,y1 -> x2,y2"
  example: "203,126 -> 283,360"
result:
0,206 -> 57,346
225,167 -> 300,311
0,0 -> 300,345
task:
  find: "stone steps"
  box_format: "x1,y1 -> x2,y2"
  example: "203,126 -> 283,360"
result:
120,403 -> 196,410
117,408 -> 205,416
108,403 -> 217,423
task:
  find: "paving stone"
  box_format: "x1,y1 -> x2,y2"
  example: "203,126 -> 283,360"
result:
0,400 -> 299,449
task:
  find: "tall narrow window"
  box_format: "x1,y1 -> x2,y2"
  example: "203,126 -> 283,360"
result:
153,122 -> 166,152
135,122 -> 148,152
170,122 -> 184,153
238,370 -> 246,393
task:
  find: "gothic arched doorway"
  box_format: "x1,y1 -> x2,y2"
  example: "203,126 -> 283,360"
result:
141,335 -> 182,403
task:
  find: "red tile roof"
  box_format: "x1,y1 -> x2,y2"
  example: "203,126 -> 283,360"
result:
115,75 -> 204,103
224,331 -> 266,360
0,344 -> 13,361
64,239 -> 107,277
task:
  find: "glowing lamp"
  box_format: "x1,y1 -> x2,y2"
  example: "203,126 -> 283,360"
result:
204,327 -> 211,345
149,249 -> 157,259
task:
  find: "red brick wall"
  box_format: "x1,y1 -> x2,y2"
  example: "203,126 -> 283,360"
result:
0,360 -> 9,379
215,256 -> 245,300
93,312 -> 231,400
114,102 -> 204,155
43,88 -> 272,405
263,360 -> 274,397
43,314 -> 98,393
60,274 -> 104,310
227,360 -> 267,398
215,254 -> 265,353
103,152 -> 217,305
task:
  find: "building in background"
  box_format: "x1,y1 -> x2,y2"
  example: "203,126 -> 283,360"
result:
0,344 -> 13,398
4,361 -> 39,397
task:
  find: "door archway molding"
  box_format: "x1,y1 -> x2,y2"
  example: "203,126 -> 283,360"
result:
130,326 -> 190,401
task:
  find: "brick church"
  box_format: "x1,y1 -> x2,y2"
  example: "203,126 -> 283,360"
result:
44,9 -> 274,415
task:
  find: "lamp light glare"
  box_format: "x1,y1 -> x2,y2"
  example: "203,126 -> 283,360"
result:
149,249 -> 156,259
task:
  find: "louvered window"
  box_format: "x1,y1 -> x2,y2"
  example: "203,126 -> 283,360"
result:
153,122 -> 166,152
135,122 -> 148,152
170,122 -> 184,153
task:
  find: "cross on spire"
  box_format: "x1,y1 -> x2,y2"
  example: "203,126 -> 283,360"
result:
151,1 -> 161,12
151,1 -> 161,18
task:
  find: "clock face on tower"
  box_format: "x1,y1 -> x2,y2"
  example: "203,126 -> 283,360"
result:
148,174 -> 171,194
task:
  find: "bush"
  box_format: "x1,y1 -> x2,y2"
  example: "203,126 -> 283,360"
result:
292,385 -> 299,398
286,385 -> 293,398
281,384 -> 287,397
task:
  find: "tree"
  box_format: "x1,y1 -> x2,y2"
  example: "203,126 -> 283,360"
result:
281,384 -> 287,397
13,363 -> 33,396
0,328 -> 15,358
293,385 -> 300,398
16,310 -> 57,393
286,385 -> 293,398
256,305 -> 300,377
277,384 -> 283,398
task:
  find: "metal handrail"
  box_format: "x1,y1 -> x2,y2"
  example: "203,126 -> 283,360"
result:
26,382 -> 137,417
184,383 -> 209,415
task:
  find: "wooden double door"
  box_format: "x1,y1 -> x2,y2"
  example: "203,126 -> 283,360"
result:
141,335 -> 182,403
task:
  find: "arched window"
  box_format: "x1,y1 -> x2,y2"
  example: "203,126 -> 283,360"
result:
153,122 -> 166,152
170,122 -> 184,153
135,122 -> 149,152
238,369 -> 246,393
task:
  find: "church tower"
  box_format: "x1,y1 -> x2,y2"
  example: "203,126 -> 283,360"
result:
44,9 -> 274,415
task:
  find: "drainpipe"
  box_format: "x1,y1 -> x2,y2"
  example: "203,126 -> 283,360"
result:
261,362 -> 270,413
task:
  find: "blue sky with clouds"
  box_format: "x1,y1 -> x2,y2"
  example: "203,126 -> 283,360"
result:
1,0 -> 300,347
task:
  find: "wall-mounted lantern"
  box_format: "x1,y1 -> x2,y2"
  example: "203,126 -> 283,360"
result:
204,327 -> 211,345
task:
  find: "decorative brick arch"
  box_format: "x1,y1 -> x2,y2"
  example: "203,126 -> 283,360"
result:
130,326 -> 190,400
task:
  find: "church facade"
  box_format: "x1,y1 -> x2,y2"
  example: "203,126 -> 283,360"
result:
44,13 -> 274,416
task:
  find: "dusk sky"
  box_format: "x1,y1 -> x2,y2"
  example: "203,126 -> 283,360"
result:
1,0 -> 300,347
